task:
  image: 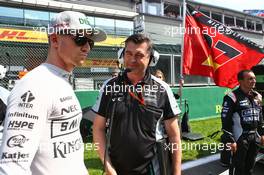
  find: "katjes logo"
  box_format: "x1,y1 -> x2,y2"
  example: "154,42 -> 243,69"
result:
21,91 -> 35,103
7,134 -> 29,148
1,152 -> 29,160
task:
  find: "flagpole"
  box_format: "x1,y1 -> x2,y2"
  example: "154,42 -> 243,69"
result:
179,0 -> 187,110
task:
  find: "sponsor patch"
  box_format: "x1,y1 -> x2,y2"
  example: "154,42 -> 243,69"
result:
18,91 -> 35,108
50,114 -> 81,138
7,120 -> 34,131
0,152 -> 29,163
53,138 -> 82,158
8,112 -> 39,120
7,134 -> 29,148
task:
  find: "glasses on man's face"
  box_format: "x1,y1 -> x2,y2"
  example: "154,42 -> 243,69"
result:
71,34 -> 94,49
58,31 -> 94,49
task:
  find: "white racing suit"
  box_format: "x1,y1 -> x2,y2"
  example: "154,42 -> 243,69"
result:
0,63 -> 87,175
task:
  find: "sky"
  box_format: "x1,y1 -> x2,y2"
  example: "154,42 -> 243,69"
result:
192,0 -> 264,12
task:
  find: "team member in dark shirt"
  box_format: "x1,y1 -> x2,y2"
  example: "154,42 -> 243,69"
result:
221,70 -> 264,175
92,34 -> 182,175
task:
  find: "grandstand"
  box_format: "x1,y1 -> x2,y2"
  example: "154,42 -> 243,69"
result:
0,0 -> 263,119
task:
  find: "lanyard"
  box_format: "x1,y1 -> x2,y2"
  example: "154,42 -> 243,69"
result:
124,82 -> 145,105
128,91 -> 145,105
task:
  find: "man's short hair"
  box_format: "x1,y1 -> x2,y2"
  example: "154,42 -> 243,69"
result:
124,34 -> 153,53
237,70 -> 253,81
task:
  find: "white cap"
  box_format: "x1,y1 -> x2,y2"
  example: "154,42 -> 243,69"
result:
0,65 -> 6,79
49,11 -> 107,42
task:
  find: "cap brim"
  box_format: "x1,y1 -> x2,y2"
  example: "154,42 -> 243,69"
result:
88,28 -> 107,42
48,27 -> 107,42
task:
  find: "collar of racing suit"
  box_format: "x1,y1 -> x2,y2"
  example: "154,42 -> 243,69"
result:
42,63 -> 72,83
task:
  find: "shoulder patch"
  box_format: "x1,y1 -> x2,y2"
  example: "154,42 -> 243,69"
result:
227,92 -> 237,103
256,93 -> 262,104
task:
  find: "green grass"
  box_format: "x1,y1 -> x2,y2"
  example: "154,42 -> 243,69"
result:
84,145 -> 103,175
182,116 -> 222,161
84,116 -> 222,175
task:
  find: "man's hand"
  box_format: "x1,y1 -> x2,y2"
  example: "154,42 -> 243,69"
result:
164,117 -> 182,175
93,115 -> 117,175
227,142 -> 237,153
105,163 -> 117,175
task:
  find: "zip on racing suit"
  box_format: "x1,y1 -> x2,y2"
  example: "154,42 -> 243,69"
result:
221,87 -> 264,175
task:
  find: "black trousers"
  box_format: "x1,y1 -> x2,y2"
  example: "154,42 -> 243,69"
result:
229,133 -> 259,175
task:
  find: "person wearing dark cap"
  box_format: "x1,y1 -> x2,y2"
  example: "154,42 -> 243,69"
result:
0,11 -> 106,175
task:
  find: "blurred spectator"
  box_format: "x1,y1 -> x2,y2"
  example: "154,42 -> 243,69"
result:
154,69 -> 165,81
112,68 -> 120,78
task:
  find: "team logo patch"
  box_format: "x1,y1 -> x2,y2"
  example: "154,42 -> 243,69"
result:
21,91 -> 35,103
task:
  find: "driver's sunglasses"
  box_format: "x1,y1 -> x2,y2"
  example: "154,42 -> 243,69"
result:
70,34 -> 94,49
57,31 -> 94,49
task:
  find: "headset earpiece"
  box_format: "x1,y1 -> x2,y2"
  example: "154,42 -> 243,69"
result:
149,50 -> 159,67
117,48 -> 125,65
0,65 -> 7,79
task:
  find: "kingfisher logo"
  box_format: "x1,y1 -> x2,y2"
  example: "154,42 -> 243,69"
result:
18,91 -> 35,108
53,138 -> 82,158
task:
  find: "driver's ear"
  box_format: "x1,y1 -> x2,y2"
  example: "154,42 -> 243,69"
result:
49,34 -> 59,48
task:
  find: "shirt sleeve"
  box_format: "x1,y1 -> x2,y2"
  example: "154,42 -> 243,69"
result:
221,95 -> 236,143
91,80 -> 111,118
0,81 -> 48,175
258,106 -> 264,135
163,84 -> 181,120
257,93 -> 264,135
0,98 -> 6,125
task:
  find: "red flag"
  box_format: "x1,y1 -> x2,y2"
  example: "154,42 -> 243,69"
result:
183,4 -> 264,88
